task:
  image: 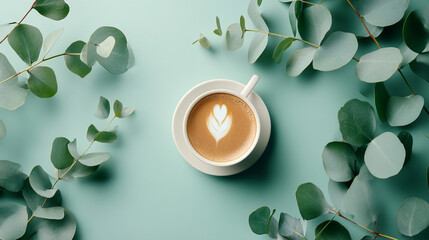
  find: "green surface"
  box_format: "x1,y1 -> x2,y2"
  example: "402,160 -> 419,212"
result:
1,0 -> 429,239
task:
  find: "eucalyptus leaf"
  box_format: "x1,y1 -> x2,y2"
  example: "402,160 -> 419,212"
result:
50,137 -> 74,170
198,34 -> 210,49
0,119 -> 5,139
286,47 -> 317,77
29,165 -> 57,198
288,1 -> 302,37
33,0 -> 70,21
273,38 -> 295,64
364,132 -> 405,179
361,236 -> 373,240
42,28 -> 64,58
314,220 -> 351,240
296,182 -> 331,220
58,162 -> 98,181
114,100 -> 134,118
214,16 -> 222,36
322,142 -> 356,182
8,24 -> 43,65
409,52 -> 429,82
278,213 -> 304,240
65,40 -> 92,78
240,16 -> 245,37
28,66 -> 58,98
298,5 -> 332,45
313,31 -> 358,71
398,131 -> 412,164
95,96 -> 110,119
22,180 -> 62,212
338,99 -> 376,147
399,42 -> 418,69
24,208 -> 76,240
328,180 -> 348,210
80,152 -> 110,167
358,0 -> 409,27
374,82 -> 390,122
396,197 -> 429,237
87,124 -> 118,143
249,206 -> 272,235
226,23 -> 244,51
403,6 -> 429,53
0,160 -> 27,192
248,0 -> 269,63
67,139 -> 79,159
0,53 -> 28,110
80,42 -> 96,67
427,167 -> 429,189
355,48 -> 402,83
386,95 -> 424,127
33,207 -> 65,220
0,203 -> 27,240
88,26 -> 130,74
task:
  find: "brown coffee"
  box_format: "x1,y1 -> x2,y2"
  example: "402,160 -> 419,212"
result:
186,93 -> 257,162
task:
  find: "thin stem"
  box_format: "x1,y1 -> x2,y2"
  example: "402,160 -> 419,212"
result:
294,231 -> 307,239
0,0 -> 37,45
314,212 -> 337,240
245,29 -> 320,48
300,0 -> 318,5
27,116 -> 117,223
0,52 -> 80,85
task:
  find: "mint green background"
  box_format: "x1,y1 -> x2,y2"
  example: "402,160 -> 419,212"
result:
1,0 -> 429,239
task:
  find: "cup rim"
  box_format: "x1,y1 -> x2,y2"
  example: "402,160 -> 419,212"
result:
182,88 -> 261,167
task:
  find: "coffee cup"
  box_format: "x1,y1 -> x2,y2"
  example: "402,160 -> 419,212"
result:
182,75 -> 261,167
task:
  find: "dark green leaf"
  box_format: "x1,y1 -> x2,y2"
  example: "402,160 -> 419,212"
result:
80,152 -> 110,167
87,124 -> 117,143
338,99 -> 376,147
213,16 -> 222,36
226,23 -> 244,51
355,48 -> 402,83
398,131 -> 413,164
364,132 -> 405,179
257,0 -> 262,6
23,179 -> 62,212
272,38 -> 295,64
28,66 -> 57,98
427,166 -> 429,189
23,208 -> 76,240
0,203 -> 27,240
50,137 -> 74,170
314,220 -> 351,240
296,182 -> 331,220
64,40 -> 92,78
95,96 -> 110,119
322,142 -> 356,182
286,47 -> 317,77
298,5 -> 332,45
8,24 -> 42,65
29,165 -> 56,198
278,213 -> 304,240
359,0 -> 409,27
240,15 -> 246,38
248,0 -> 269,63
396,197 -> 429,237
34,0 -> 70,21
87,124 -> 98,141
374,82 -> 390,122
249,206 -> 272,235
409,52 -> 429,82
113,100 -> 123,116
386,95 -> 424,127
403,6 -> 429,53
0,160 -> 27,192
361,236 -> 373,240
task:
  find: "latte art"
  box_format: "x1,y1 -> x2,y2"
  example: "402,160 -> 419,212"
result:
207,104 -> 232,143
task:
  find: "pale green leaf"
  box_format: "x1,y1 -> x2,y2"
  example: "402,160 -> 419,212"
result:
42,28 -> 63,58
409,52 -> 429,82
399,42 -> 418,69
29,165 -> 57,198
0,203 -> 27,240
286,47 -> 317,77
58,162 -> 98,181
0,119 -> 5,139
248,0 -> 269,63
22,179 -> 62,212
298,5 -> 332,45
226,23 -> 244,51
328,180 -> 348,210
355,48 -> 402,83
0,53 -> 28,110
23,209 -> 76,240
95,96 -> 110,119
396,197 -> 429,237
198,34 -> 210,49
33,207 -> 65,220
359,0 -> 409,27
80,152 -> 110,167
278,213 -> 304,240
386,95 -> 424,127
0,160 -> 27,192
289,1 -> 302,37
322,141 -> 356,182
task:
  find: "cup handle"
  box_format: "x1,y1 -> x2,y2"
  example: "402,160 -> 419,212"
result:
240,75 -> 259,98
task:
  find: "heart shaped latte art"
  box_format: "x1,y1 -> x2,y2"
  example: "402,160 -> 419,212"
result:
207,104 -> 232,143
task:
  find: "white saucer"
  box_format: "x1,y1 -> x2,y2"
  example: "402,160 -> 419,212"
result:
172,79 -> 271,176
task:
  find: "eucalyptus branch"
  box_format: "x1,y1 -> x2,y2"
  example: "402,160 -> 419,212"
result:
0,52 -> 80,85
245,29 -> 320,48
0,0 -> 37,45
314,212 -> 337,240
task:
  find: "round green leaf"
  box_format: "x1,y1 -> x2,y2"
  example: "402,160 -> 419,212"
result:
34,0 -> 70,20
315,220 -> 351,240
23,180 -> 62,212
278,213 -> 304,240
328,180 -> 348,210
403,6 -> 429,53
50,137 -> 74,170
33,207 -> 65,220
67,139 -> 79,159
65,40 -> 92,78
396,197 -> 429,237
87,124 -> 118,143
95,96 -> 110,119
322,142 -> 356,182
313,31 -> 358,71
24,208 -> 76,240
298,5 -> 332,45
114,100 -> 123,116
273,38 -> 295,64
398,131 -> 413,164
0,160 -> 27,192
296,182 -> 330,220
249,206 -> 271,235
386,95 -> 424,127
80,152 -> 110,167
355,47 -> 402,83
399,42 -> 418,69
286,47 -> 317,77
42,28 -> 63,58
87,124 -> 99,141
80,42 -> 96,67
338,99 -> 376,147
58,162 -> 98,181
359,0 -> 409,27
248,0 -> 269,63
8,24 -> 42,65
364,132 -> 405,179
0,53 -> 28,110
374,82 -> 390,122
29,165 -> 57,198
409,52 -> 429,82
226,23 -> 244,52
0,203 -> 27,240
28,66 -> 57,98
198,34 -> 210,49
88,26 -> 130,74
0,119 -> 5,139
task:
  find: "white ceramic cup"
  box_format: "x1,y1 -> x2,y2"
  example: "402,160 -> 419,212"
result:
182,75 -> 261,167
